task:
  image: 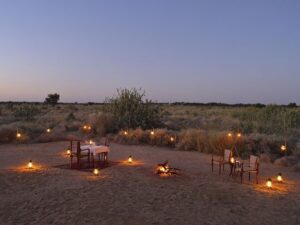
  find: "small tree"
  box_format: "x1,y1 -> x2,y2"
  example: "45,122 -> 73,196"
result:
45,93 -> 60,106
105,88 -> 162,130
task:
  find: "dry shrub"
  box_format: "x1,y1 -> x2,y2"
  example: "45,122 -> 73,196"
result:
114,128 -> 146,145
177,129 -> 208,152
147,129 -> 176,146
34,126 -> 67,143
177,130 -> 232,154
113,128 -> 176,146
0,126 -> 16,143
90,112 -> 114,137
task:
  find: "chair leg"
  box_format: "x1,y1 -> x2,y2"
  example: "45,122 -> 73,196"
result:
249,172 -> 251,181
92,154 -> 95,169
219,163 -> 221,175
78,157 -> 81,170
241,172 -> 243,184
256,171 -> 258,184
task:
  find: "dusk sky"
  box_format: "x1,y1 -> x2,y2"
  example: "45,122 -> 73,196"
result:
0,0 -> 299,104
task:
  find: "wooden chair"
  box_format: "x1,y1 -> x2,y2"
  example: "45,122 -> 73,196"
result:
70,141 -> 91,169
211,149 -> 232,174
104,137 -> 110,147
238,155 -> 260,184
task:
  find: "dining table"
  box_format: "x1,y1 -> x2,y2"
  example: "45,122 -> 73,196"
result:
80,144 -> 110,167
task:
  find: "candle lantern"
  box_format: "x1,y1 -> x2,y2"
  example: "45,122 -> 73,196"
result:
66,148 -> 71,155
230,157 -> 235,164
150,130 -> 155,136
266,178 -> 272,188
93,168 -> 99,175
170,137 -> 175,142
237,133 -> 242,138
128,155 -> 133,163
16,132 -> 22,139
46,128 -> 51,133
280,145 -> 287,152
28,160 -> 33,169
227,132 -> 232,137
277,173 -> 283,182
124,131 -> 128,136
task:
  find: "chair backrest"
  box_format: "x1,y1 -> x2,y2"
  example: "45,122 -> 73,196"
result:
224,149 -> 231,161
249,155 -> 259,169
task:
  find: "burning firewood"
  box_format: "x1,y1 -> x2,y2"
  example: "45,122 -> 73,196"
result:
156,160 -> 180,176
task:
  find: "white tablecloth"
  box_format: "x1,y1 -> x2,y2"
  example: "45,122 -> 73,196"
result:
81,145 -> 110,155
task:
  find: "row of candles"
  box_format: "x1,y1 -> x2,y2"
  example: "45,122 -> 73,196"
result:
16,124 -> 93,139
16,128 -> 52,139
25,155 -> 283,189
123,130 -> 175,142
123,130 -> 288,152
15,126 -> 289,153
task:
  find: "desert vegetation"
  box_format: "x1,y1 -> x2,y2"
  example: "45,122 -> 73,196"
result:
0,89 -> 300,169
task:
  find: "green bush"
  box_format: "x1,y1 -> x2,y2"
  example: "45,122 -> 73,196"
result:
44,93 -> 60,106
233,105 -> 300,136
104,88 -> 162,130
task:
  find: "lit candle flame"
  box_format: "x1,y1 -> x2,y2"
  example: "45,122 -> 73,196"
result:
230,157 -> 235,164
128,155 -> 133,163
280,145 -> 287,151
93,168 -> 99,175
277,173 -> 283,182
28,160 -> 33,169
266,178 -> 272,188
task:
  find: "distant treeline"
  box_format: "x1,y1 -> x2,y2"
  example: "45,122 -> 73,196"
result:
169,102 -> 298,108
0,101 -> 298,108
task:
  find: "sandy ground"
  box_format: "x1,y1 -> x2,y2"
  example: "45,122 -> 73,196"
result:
0,142 -> 299,225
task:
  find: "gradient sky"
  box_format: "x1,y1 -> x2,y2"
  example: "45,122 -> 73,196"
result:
0,0 -> 300,104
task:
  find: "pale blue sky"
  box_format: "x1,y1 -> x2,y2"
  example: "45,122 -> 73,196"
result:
0,0 -> 299,103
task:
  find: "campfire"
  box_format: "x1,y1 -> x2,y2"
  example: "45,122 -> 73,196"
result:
156,160 -> 180,176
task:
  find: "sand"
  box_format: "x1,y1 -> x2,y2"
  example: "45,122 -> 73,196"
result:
0,142 -> 299,225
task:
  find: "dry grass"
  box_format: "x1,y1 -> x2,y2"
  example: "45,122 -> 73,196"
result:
0,103 -> 299,165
